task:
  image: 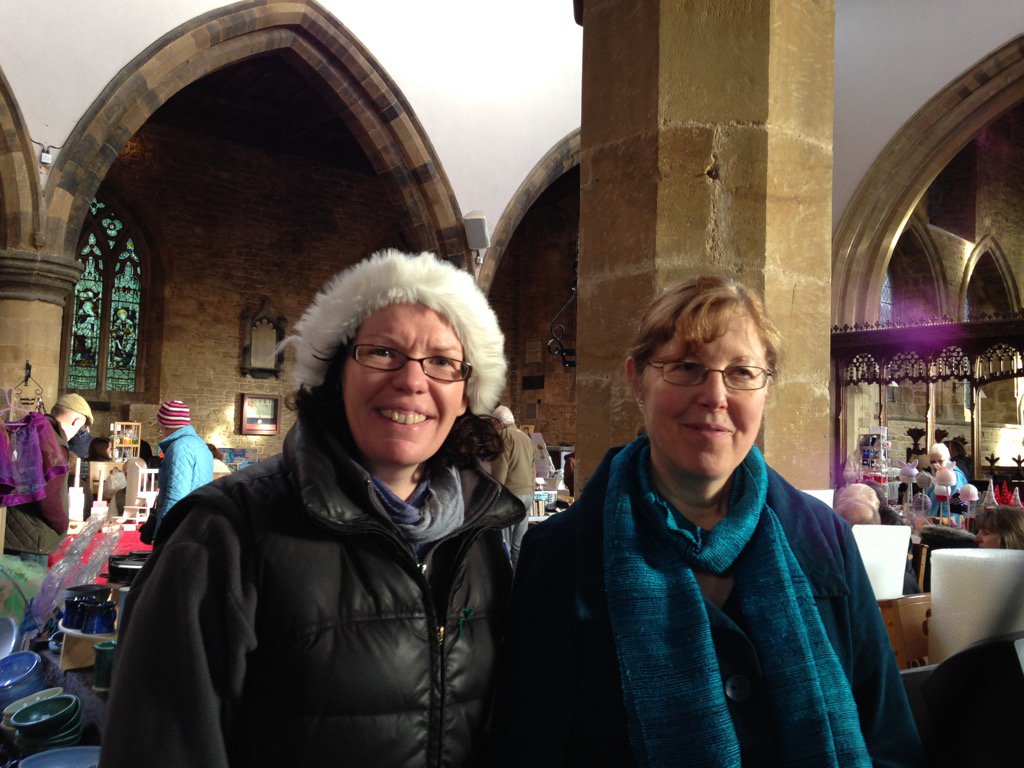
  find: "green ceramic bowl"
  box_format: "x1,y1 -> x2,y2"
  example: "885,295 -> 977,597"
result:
10,694 -> 79,737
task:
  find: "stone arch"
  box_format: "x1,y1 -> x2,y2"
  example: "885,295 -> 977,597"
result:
0,65 -> 40,250
45,0 -> 465,265
833,35 -> 1024,324
477,128 -> 580,292
886,213 -> 949,320
958,234 -> 1020,316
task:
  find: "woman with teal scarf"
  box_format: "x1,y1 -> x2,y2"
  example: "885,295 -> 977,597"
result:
490,276 -> 923,767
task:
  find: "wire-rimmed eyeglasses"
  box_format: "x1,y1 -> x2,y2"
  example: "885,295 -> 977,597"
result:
350,344 -> 472,382
646,361 -> 773,390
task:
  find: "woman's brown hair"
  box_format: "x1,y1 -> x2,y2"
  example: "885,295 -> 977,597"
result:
976,505 -> 1024,550
627,275 -> 781,374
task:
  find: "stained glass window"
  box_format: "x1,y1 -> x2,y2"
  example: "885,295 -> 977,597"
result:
67,197 -> 144,392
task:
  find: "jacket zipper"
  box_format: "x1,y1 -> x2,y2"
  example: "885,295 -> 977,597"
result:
309,477 -> 508,766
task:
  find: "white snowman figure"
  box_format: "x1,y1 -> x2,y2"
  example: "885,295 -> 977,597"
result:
959,483 -> 979,521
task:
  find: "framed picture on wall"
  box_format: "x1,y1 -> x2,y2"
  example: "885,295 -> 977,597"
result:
240,393 -> 280,436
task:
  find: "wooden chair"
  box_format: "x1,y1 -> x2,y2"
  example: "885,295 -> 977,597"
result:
911,542 -> 929,593
136,468 -> 160,509
877,593 -> 931,669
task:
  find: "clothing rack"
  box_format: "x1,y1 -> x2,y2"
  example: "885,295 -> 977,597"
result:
2,360 -> 45,422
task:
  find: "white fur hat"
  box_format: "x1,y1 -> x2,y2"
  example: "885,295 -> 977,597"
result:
287,249 -> 507,414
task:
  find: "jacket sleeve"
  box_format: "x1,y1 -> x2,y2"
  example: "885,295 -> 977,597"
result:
488,517 -> 578,767
100,500 -> 258,768
490,431 -> 511,485
839,524 -> 926,767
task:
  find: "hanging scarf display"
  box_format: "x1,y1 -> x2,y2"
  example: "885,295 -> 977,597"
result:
602,436 -> 870,768
0,413 -> 68,506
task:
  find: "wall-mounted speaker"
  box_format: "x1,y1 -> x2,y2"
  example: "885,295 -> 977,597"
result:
464,211 -> 490,250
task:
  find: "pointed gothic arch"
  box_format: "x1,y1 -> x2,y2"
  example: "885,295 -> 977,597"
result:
477,129 -> 580,292
0,66 -> 37,250
885,213 -> 949,321
45,0 -> 465,267
833,35 -> 1024,324
958,234 -> 1021,316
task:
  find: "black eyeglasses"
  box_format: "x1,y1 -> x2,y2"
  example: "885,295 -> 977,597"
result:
350,344 -> 472,382
646,361 -> 773,390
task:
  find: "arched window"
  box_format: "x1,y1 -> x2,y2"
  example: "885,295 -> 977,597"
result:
66,197 -> 143,392
879,270 -> 894,323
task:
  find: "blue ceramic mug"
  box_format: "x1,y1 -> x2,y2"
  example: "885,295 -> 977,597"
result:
63,595 -> 103,630
81,601 -> 117,635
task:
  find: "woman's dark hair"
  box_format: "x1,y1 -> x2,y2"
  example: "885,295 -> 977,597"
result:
88,437 -> 112,461
292,343 -> 502,469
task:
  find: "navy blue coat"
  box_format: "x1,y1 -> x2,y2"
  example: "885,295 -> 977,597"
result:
490,449 -> 924,767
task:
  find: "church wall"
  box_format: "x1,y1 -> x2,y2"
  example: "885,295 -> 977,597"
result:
490,168 -> 579,453
95,121 -> 403,459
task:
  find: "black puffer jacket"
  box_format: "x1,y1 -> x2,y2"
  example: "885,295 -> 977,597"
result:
101,413 -> 522,768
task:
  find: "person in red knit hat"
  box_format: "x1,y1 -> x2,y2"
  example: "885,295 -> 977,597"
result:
140,399 -> 212,544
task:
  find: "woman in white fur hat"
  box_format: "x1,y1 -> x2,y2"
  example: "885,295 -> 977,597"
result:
102,250 -> 524,768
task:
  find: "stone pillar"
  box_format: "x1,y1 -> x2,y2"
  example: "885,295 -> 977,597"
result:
576,0 -> 834,490
0,249 -> 81,406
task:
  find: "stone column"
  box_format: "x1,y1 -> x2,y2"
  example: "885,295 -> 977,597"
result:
576,0 -> 834,489
0,249 -> 81,407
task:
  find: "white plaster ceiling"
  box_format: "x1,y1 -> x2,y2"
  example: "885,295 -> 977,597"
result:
0,1 -> 1022,234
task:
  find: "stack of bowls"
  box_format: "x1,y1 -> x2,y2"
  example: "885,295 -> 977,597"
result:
10,694 -> 82,754
0,652 -> 46,710
0,687 -> 63,744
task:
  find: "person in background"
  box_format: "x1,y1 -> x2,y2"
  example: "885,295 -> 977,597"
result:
833,483 -> 881,526
489,405 -> 535,568
926,441 -> 968,504
975,505 -> 1024,549
947,439 -> 972,483
86,437 -> 127,517
5,393 -> 92,567
835,482 -> 919,595
102,250 -> 521,768
139,439 -> 158,469
67,425 -> 92,460
563,451 -> 577,497
862,478 -> 904,526
140,400 -> 212,544
490,275 -> 923,766
206,443 -> 233,477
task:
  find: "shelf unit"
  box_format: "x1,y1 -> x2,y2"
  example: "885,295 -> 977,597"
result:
110,422 -> 142,460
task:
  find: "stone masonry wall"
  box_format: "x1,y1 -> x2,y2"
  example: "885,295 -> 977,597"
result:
95,121 -> 404,458
490,167 -> 579,453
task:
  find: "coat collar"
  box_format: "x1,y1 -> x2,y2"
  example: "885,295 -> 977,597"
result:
283,408 -> 521,534
158,425 -> 199,450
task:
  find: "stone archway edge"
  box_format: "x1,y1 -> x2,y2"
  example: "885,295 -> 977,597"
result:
477,128 -> 580,292
43,0 -> 465,268
0,66 -> 40,252
832,35 -> 1024,324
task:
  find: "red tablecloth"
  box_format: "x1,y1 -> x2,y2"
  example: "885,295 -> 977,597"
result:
48,527 -> 152,582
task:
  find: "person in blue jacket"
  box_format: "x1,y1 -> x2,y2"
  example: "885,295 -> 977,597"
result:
147,399 -> 212,541
925,441 -> 968,506
490,275 -> 924,767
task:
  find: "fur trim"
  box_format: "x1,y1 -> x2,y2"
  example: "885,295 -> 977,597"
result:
285,249 -> 507,414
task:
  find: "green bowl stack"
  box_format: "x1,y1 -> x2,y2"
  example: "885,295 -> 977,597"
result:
10,694 -> 82,755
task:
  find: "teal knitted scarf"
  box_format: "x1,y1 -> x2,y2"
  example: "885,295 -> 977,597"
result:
603,437 -> 871,768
